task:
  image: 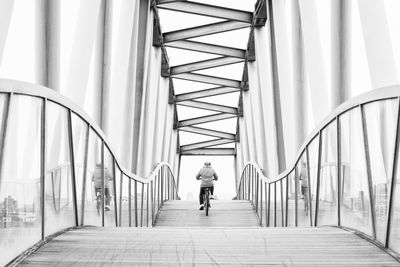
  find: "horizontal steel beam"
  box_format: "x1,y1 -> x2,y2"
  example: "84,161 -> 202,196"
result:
163,21 -> 250,43
157,1 -> 253,23
157,0 -> 186,3
180,125 -> 236,140
171,57 -> 244,75
175,87 -> 239,102
180,138 -> 235,151
179,113 -> 237,127
165,40 -> 246,58
173,73 -> 242,88
180,148 -> 235,155
177,100 -> 237,114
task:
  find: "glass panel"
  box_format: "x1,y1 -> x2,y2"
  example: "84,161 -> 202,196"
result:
390,130 -> 400,253
287,171 -> 296,226
104,147 -> 116,226
281,178 -> 287,226
269,182 -> 275,226
137,182 -> 145,227
297,153 -> 311,226
340,108 -> 372,235
364,99 -> 397,244
71,113 -> 88,226
119,175 -> 130,227
275,180 -> 283,226
45,102 -> 74,236
0,95 -> 42,266
318,121 -> 338,226
308,135 -> 320,226
83,130 -> 102,226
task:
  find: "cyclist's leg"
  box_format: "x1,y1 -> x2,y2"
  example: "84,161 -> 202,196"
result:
199,187 -> 205,209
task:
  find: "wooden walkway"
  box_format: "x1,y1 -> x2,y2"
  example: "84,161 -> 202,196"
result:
155,200 -> 260,227
18,200 -> 399,266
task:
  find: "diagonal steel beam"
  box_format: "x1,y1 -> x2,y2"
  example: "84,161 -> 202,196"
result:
157,1 -> 253,23
180,126 -> 236,140
177,100 -> 237,114
180,148 -> 235,155
171,57 -> 244,75
179,113 -> 237,127
180,138 -> 235,152
165,40 -> 246,58
163,21 -> 250,43
173,73 -> 241,88
175,86 -> 239,102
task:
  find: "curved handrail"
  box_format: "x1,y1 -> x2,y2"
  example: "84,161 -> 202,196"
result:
236,85 -> 400,260
239,84 -> 400,184
0,78 -> 176,184
0,79 -> 179,266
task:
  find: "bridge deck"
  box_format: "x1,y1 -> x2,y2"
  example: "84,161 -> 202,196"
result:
155,200 -> 260,227
19,227 -> 398,266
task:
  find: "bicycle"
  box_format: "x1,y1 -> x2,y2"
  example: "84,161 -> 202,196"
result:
203,188 -> 211,216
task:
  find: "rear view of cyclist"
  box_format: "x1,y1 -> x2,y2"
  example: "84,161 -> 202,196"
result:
196,161 -> 218,210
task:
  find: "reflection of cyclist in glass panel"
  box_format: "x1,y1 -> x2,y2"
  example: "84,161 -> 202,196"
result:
299,162 -> 309,213
92,163 -> 112,211
196,162 -> 218,210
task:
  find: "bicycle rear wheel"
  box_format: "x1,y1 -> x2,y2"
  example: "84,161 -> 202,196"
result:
205,190 -> 209,216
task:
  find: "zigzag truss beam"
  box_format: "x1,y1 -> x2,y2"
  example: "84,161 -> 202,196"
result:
180,126 -> 236,140
179,113 -> 237,127
180,138 -> 235,152
180,148 -> 235,156
163,21 -> 250,43
175,86 -> 239,102
173,73 -> 242,88
170,57 -> 244,75
176,100 -> 237,114
165,40 -> 246,59
157,1 -> 253,23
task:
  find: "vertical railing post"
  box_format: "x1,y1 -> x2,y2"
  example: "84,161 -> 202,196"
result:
306,146 -> 313,227
140,182 -> 144,227
267,183 -> 271,227
0,93 -> 12,219
151,180 -> 154,225
119,172 -> 123,226
128,178 -> 132,227
274,182 -> 277,227
112,159 -> 118,227
80,124 -> 90,226
67,110 -> 78,227
255,172 -> 259,212
294,165 -> 298,227
134,180 -> 138,227
337,116 -> 342,227
360,105 -> 377,240
280,179 -> 284,226
101,141 -> 105,227
386,97 -> 400,247
285,175 -> 289,226
260,179 -> 263,226
40,98 -> 47,240
315,132 -> 323,226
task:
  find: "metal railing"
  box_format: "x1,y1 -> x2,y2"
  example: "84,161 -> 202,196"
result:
237,85 -> 400,260
0,79 -> 178,266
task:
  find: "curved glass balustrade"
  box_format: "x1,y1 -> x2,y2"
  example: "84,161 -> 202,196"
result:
0,79 -> 178,266
237,85 -> 400,259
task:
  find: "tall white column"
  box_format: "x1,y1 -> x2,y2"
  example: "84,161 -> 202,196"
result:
331,0 -> 351,109
0,1 -> 14,67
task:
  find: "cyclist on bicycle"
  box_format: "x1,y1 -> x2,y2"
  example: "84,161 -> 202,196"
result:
196,161 -> 218,210
92,163 -> 112,211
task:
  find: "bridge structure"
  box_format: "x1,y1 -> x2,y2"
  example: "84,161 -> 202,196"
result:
1,0 -> 400,265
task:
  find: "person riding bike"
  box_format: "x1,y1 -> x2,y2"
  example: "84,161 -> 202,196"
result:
196,161 -> 218,210
92,163 -> 112,211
